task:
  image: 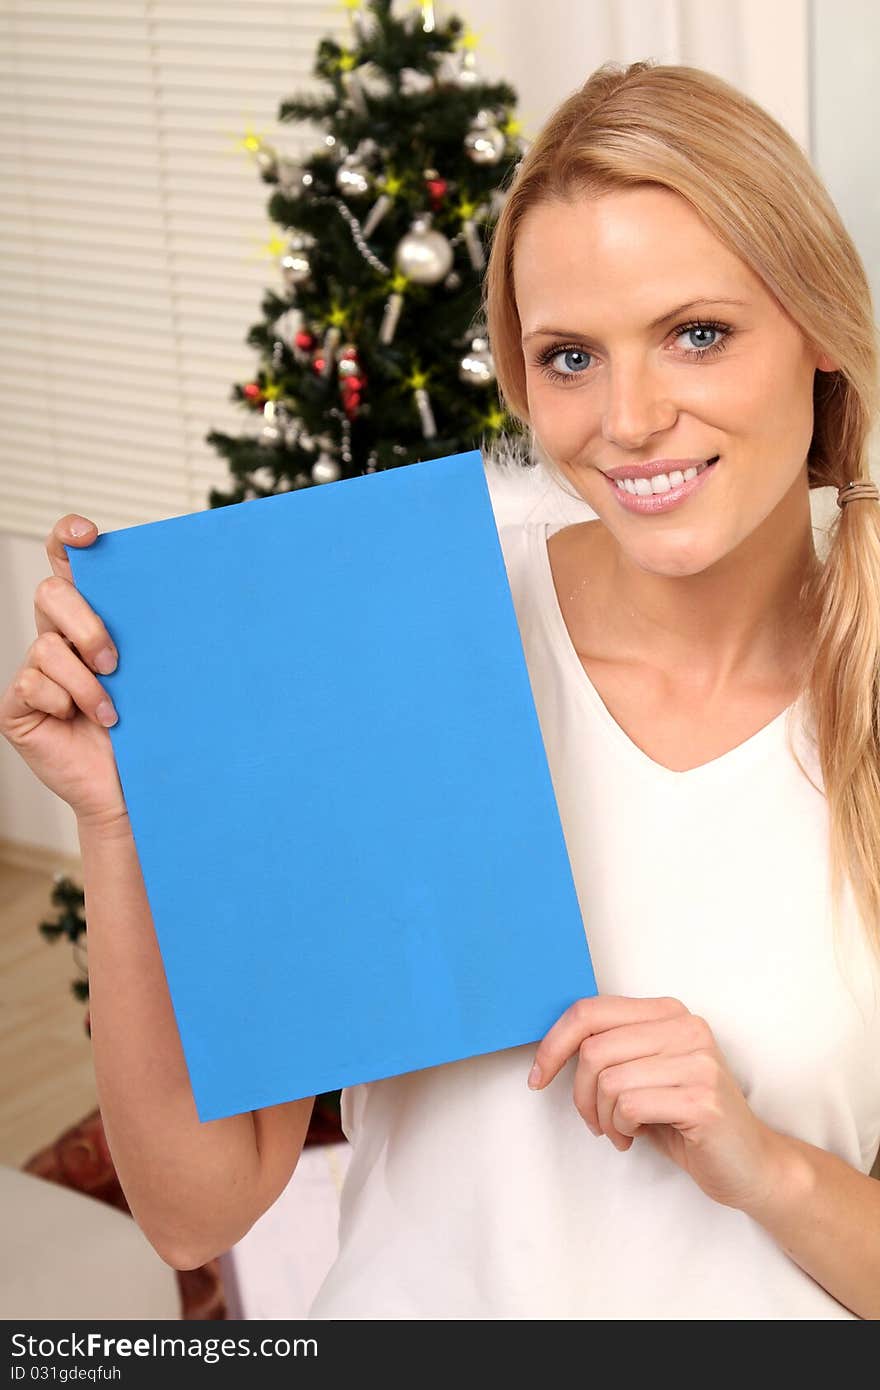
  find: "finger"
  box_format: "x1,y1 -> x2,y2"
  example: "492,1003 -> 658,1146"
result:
6,665 -> 76,726
572,1017 -> 717,1134
44,515 -> 98,582
25,632 -> 117,727
592,1053 -> 711,1148
572,1016 -> 718,1132
33,575 -> 118,677
611,1085 -> 707,1140
530,995 -> 688,1090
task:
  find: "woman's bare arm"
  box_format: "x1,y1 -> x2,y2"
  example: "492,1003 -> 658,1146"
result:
743,1128 -> 880,1320
80,809 -> 314,1269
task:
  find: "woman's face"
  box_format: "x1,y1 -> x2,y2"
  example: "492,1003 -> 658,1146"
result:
514,185 -> 833,576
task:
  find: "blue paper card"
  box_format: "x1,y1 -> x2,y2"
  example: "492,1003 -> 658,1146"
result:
67,448 -> 596,1122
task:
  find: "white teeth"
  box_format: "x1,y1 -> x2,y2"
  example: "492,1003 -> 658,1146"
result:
615,462 -> 707,495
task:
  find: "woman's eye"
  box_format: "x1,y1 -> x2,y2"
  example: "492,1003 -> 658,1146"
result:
544,347 -> 592,378
677,324 -> 720,350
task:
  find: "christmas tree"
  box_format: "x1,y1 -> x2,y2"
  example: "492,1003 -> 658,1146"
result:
37,1 -> 531,1148
206,0 -> 527,503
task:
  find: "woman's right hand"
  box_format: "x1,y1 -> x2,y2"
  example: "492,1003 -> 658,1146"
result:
0,514 -> 129,830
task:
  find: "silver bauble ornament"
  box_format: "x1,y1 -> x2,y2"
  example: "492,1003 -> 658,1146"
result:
358,61 -> 391,98
458,336 -> 495,387
250,464 -> 278,490
274,306 -> 302,340
312,452 -> 341,485
336,157 -> 370,199
464,112 -> 505,166
276,158 -> 310,193
458,60 -> 480,88
399,66 -> 434,96
281,236 -> 312,287
437,50 -> 480,87
394,214 -> 453,285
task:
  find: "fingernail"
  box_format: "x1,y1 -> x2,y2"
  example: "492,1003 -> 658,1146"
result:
527,1062 -> 542,1089
586,1121 -> 601,1136
96,700 -> 117,727
69,521 -> 93,537
95,647 -> 117,674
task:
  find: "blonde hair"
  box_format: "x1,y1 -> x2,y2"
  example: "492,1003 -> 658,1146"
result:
483,60 -> 880,963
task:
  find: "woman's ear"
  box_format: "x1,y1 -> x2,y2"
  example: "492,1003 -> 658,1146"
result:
816,350 -> 840,372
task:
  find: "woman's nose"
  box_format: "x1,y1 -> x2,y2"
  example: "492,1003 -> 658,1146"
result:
601,361 -> 678,450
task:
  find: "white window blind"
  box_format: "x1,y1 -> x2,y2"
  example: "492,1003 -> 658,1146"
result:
0,0 -> 349,540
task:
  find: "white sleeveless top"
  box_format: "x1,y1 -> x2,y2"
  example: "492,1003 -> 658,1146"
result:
308,520 -> 880,1320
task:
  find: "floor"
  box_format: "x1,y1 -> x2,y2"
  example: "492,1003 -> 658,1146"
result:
0,858 -> 98,1167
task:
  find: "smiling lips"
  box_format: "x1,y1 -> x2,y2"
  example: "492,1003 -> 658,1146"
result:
604,455 -> 720,481
604,456 -> 720,513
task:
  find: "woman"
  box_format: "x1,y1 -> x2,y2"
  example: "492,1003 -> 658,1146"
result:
3,60 -> 879,1319
309,59 -> 880,1319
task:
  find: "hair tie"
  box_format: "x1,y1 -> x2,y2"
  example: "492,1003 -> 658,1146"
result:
837,480 -> 880,509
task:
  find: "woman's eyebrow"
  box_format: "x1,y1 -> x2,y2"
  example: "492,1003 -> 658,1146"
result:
521,297 -> 749,344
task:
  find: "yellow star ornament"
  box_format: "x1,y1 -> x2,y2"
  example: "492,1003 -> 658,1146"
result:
405,367 -> 430,392
481,405 -> 507,431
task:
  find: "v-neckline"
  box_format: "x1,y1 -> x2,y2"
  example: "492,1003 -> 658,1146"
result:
532,521 -> 799,786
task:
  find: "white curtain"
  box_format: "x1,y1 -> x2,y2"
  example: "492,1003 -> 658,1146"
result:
456,0 -> 809,152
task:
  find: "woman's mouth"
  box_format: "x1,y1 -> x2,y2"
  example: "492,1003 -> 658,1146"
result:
604,456 -> 720,514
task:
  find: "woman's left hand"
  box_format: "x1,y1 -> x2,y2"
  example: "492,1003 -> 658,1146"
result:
529,994 -> 785,1212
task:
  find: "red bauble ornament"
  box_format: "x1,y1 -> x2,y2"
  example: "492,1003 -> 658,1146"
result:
336,344 -> 364,418
341,372 -> 367,420
243,381 -> 263,401
295,329 -> 316,351
312,354 -> 326,374
425,175 -> 448,211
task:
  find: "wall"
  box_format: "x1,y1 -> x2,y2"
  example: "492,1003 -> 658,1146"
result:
809,0 -> 880,314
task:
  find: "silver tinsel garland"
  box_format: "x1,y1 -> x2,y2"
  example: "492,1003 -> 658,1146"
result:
310,194 -> 479,279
